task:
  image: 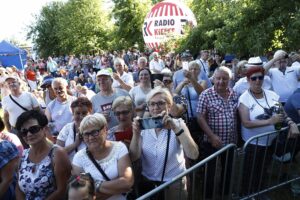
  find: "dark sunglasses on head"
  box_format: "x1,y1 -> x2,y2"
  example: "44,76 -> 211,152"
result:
19,125 -> 42,137
114,110 -> 130,116
250,75 -> 264,81
81,129 -> 100,138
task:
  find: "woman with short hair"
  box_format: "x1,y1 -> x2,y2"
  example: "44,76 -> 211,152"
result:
72,113 -> 134,200
130,87 -> 199,199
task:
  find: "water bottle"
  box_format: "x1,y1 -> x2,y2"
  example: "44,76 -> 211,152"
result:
274,103 -> 283,131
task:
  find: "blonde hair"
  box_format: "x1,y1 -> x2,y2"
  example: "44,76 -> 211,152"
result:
146,86 -> 173,106
79,113 -> 107,133
112,96 -> 133,111
188,61 -> 200,70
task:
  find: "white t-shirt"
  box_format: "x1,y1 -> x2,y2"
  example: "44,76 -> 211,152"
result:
149,59 -> 164,74
233,76 -> 272,97
112,72 -> 134,89
238,89 -> 279,146
72,141 -> 128,200
2,92 -> 39,127
129,85 -> 152,107
57,122 -> 86,161
268,65 -> 300,102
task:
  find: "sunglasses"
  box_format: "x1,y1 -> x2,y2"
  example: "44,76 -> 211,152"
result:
250,75 -> 264,81
82,129 -> 101,138
19,125 -> 42,137
114,110 -> 130,116
163,80 -> 172,84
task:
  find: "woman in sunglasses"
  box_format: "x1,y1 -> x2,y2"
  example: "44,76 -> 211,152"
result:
238,65 -> 284,194
15,110 -> 71,199
107,96 -> 134,147
56,97 -> 92,161
130,87 -> 199,199
72,113 -> 134,200
129,68 -> 153,117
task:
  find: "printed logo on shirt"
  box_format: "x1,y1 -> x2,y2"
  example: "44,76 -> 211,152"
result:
101,103 -> 112,111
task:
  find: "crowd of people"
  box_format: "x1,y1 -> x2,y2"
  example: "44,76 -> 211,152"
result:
0,48 -> 299,200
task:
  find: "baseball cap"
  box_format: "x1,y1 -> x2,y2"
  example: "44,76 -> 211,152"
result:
96,68 -> 113,77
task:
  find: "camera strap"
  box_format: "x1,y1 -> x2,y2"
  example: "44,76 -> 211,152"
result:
73,123 -> 78,153
86,148 -> 111,181
9,95 -> 28,111
186,86 -> 194,119
161,129 -> 171,182
249,89 -> 271,110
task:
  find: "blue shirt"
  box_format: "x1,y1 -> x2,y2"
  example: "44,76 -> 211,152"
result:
173,69 -> 212,90
284,88 -> 300,123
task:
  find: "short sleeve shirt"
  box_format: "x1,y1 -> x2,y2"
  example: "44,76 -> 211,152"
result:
196,87 -> 238,145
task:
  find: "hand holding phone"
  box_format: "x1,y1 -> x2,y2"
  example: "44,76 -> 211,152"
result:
139,116 -> 164,130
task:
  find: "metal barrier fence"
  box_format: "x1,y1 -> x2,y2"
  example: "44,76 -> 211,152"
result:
137,125 -> 300,200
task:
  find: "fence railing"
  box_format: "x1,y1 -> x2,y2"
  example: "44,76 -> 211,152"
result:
137,125 -> 300,200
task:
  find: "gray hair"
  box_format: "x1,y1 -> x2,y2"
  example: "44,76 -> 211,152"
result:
213,66 -> 232,79
138,57 -> 147,64
112,96 -> 134,111
113,58 -> 125,67
79,113 -> 107,133
52,77 -> 68,88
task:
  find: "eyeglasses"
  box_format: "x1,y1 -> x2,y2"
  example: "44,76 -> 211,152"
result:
114,110 -> 130,116
250,75 -> 264,81
148,101 -> 167,108
19,125 -> 42,137
82,129 -> 101,138
163,80 -> 172,84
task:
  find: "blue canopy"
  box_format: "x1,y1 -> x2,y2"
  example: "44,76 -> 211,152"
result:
0,40 -> 27,70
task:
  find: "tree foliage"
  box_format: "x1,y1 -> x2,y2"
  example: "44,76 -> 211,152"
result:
110,0 -> 151,51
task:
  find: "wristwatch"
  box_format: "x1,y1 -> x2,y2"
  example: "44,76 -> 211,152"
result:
95,180 -> 104,192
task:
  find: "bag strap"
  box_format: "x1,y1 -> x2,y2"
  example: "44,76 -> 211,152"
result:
86,148 -> 111,181
161,129 -> 171,182
186,87 -> 194,118
9,95 -> 28,111
199,59 -> 207,74
73,123 -> 78,153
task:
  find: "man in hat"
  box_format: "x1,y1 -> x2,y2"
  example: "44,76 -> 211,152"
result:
2,76 -> 40,133
90,68 -> 129,128
264,50 -> 300,104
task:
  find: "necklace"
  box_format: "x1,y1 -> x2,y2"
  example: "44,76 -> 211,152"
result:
249,89 -> 271,110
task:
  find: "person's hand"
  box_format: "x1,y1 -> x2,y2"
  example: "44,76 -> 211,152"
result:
208,134 -> 223,149
183,70 -> 192,79
269,114 -> 284,125
182,78 -> 190,86
153,79 -> 164,87
161,111 -> 176,130
288,123 -> 300,138
132,117 -> 141,135
112,72 -> 121,81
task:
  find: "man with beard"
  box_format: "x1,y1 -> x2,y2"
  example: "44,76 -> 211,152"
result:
2,76 -> 40,134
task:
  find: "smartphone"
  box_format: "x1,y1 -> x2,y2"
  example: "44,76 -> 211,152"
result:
182,61 -> 189,70
139,117 -> 164,130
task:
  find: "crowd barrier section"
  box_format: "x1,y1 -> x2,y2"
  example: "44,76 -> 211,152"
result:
136,124 -> 300,200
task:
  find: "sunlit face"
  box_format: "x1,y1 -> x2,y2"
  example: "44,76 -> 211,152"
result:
73,106 -> 91,126
114,63 -> 124,73
138,60 -> 147,69
148,94 -> 170,117
68,187 -> 93,200
52,82 -> 67,98
6,78 -> 20,92
82,125 -> 107,149
97,75 -> 112,91
188,65 -> 200,77
247,72 -> 264,91
213,70 -> 230,92
138,69 -> 150,83
20,119 -> 45,146
114,105 -> 132,125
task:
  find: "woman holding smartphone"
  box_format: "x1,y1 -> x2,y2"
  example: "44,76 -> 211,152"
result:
130,87 -> 199,200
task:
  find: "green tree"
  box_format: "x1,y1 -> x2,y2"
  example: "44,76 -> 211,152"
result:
57,0 -> 111,54
27,1 -> 64,57
110,0 -> 151,51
